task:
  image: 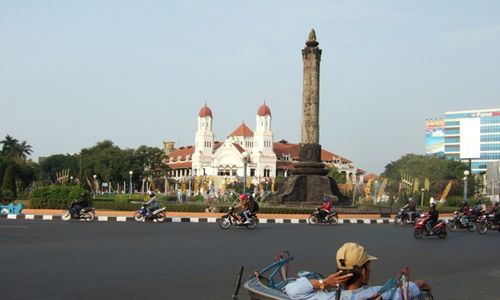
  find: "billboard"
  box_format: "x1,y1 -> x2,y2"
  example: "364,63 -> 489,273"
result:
425,119 -> 445,156
460,118 -> 481,159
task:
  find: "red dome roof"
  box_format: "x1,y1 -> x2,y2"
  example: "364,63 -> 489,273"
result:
199,104 -> 213,118
257,102 -> 271,116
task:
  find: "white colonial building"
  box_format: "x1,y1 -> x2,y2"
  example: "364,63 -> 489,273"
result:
164,103 -> 363,183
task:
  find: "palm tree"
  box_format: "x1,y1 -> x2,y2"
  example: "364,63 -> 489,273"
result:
0,135 -> 32,161
0,135 -> 20,158
17,141 -> 33,161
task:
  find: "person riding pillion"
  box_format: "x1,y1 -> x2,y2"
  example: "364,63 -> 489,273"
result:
145,191 -> 159,216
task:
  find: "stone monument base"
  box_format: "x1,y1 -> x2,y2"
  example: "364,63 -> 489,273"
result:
272,174 -> 350,205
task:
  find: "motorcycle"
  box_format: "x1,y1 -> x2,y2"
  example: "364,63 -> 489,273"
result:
394,208 -> 421,226
133,204 -> 167,222
308,208 -> 338,225
476,213 -> 500,234
446,209 -> 477,232
62,204 -> 95,221
413,212 -> 447,239
218,206 -> 258,229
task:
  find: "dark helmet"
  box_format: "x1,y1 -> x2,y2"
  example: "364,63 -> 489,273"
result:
430,202 -> 436,208
239,193 -> 247,201
148,191 -> 155,197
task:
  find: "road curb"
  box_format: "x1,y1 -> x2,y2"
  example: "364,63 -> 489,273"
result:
0,213 -> 394,224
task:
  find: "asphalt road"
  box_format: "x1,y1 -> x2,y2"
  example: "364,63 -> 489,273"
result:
1,220 -> 499,300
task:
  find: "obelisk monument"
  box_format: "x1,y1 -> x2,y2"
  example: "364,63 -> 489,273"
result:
293,29 -> 328,175
275,29 -> 348,204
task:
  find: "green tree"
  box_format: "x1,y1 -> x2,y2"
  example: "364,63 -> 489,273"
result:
35,140 -> 169,193
382,154 -> 469,199
38,154 -> 79,183
0,135 -> 32,162
0,135 -> 37,198
327,165 -> 346,184
135,145 -> 169,177
1,164 -> 17,200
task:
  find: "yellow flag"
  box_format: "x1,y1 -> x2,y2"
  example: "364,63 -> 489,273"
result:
412,177 -> 420,193
194,180 -> 199,193
364,179 -> 372,198
377,178 -> 388,199
440,181 -> 453,201
347,180 -> 353,193
424,178 -> 430,191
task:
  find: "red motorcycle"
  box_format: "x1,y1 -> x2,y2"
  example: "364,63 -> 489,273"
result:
413,212 -> 447,239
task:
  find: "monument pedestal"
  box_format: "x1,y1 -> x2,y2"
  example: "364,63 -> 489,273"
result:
274,173 -> 349,205
273,144 -> 350,205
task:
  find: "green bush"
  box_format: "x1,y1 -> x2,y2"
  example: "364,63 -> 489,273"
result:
1,189 -> 15,203
93,193 -> 178,202
94,201 -> 140,211
445,196 -> 463,207
191,195 -> 204,202
30,186 -> 89,209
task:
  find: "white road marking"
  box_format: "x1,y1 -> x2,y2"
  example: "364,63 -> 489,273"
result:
0,225 -> 28,228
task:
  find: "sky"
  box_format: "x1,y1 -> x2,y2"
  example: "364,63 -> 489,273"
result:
1,1 -> 500,174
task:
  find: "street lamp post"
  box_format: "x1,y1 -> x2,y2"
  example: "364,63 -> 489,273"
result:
93,174 -> 97,198
420,188 -> 425,207
463,170 -> 470,202
242,151 -> 249,194
129,171 -> 133,195
265,179 -> 269,195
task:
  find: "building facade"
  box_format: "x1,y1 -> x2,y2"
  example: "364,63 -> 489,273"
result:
165,103 -> 363,183
443,108 -> 500,173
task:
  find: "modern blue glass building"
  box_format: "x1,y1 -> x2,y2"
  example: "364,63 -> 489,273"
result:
444,108 -> 500,174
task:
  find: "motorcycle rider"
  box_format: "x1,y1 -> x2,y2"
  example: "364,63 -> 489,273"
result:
70,192 -> 91,217
457,200 -> 471,224
488,201 -> 500,224
318,196 -> 333,222
145,191 -> 159,217
473,199 -> 487,214
458,200 -> 470,215
235,193 -> 251,224
425,203 -> 439,234
403,198 -> 417,222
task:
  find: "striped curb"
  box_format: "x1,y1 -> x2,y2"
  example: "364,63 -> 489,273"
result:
0,213 -> 394,224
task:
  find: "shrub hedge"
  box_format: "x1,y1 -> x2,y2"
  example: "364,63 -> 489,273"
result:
30,186 -> 89,209
24,191 -> 462,214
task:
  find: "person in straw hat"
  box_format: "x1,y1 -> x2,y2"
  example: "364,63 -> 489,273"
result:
285,242 -> 430,299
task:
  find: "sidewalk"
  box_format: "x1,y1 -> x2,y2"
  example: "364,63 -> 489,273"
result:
20,209 -> 383,220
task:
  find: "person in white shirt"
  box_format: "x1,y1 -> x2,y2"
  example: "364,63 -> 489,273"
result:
285,242 -> 431,300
